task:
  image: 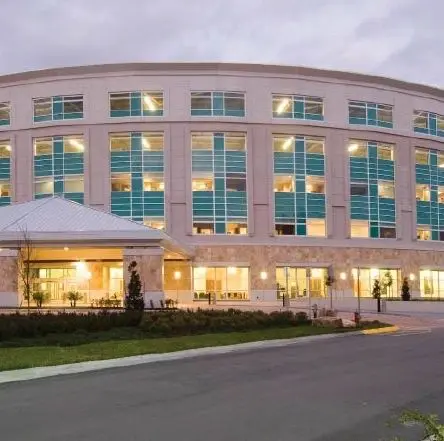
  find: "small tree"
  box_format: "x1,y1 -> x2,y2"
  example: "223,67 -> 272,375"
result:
31,290 -> 48,309
401,277 -> 411,301
125,261 -> 144,311
372,278 -> 382,313
67,290 -> 83,307
382,271 -> 393,298
16,227 -> 36,312
325,275 -> 335,310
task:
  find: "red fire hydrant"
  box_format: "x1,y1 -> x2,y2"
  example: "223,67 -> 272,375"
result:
354,311 -> 361,326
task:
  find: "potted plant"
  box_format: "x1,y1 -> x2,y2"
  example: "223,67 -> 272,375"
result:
401,277 -> 411,301
67,290 -> 82,307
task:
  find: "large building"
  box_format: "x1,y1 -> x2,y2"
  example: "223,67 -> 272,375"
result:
0,62 -> 444,307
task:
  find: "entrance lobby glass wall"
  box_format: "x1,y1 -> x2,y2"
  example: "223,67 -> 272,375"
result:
276,267 -> 327,298
351,268 -> 399,297
192,266 -> 249,301
420,270 -> 444,298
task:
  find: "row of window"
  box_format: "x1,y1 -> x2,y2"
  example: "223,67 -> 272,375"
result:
1,133 -> 444,240
0,91 -> 442,137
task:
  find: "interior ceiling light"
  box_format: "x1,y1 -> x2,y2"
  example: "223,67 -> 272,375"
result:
282,137 -> 294,150
143,95 -> 157,111
69,139 -> 84,151
348,143 -> 358,152
142,137 -> 151,150
276,98 -> 290,114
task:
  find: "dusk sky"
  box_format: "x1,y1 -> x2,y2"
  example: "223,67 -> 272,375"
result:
2,0 -> 442,86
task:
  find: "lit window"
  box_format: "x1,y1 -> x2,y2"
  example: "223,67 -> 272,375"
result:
33,98 -> 52,120
274,175 -> 294,192
415,148 -> 429,165
34,138 -> 53,155
0,180 -> 10,197
306,138 -> 324,154
350,183 -> 368,196
224,92 -> 245,115
416,184 -> 430,201
110,134 -> 131,152
377,105 -> 393,123
191,133 -> 213,150
143,173 -> 164,191
227,223 -> 247,235
306,176 -> 325,194
0,102 -> 10,125
377,144 -> 394,161
226,175 -> 246,192
64,176 -> 84,193
272,94 -> 323,119
225,133 -> 246,151
307,219 -> 325,237
34,177 -> 54,195
142,133 -> 164,151
438,186 -> 444,204
414,111 -> 429,129
143,218 -> 165,230
417,227 -> 431,241
438,153 -> 444,168
0,142 -> 11,158
438,115 -> 444,132
378,181 -> 395,199
272,95 -> 292,115
193,223 -> 214,235
275,224 -> 295,235
111,174 -> 131,192
141,92 -> 164,113
348,140 -> 367,157
63,136 -> 84,153
351,220 -> 369,238
273,136 -> 295,152
192,175 -> 214,191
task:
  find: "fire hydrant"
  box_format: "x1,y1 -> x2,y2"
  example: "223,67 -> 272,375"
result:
354,310 -> 361,326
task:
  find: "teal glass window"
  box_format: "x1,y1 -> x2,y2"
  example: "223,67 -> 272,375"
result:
348,101 -> 393,128
272,94 -> 323,121
191,92 -> 245,117
273,135 -> 326,236
348,140 -> 396,239
192,132 -> 247,234
413,110 -> 444,138
0,140 -> 11,206
109,91 -> 164,117
415,147 -> 444,240
0,102 -> 10,126
33,135 -> 85,203
33,95 -> 84,122
109,132 -> 165,228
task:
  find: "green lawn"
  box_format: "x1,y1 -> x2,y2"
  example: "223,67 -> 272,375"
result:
0,325 -> 354,372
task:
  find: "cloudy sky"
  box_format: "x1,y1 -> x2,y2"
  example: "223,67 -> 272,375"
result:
1,0 -> 442,86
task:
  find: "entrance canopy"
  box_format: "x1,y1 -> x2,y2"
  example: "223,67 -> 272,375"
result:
0,197 -> 193,257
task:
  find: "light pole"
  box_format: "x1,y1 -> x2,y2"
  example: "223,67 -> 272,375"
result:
357,267 -> 361,315
307,268 -> 312,318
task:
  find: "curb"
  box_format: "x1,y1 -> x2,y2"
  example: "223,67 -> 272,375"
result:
0,331 -> 362,385
361,326 -> 399,335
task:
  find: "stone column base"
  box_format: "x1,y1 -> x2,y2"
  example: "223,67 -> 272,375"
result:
0,292 -> 19,308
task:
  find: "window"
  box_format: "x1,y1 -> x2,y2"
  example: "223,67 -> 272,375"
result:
109,91 -> 164,117
380,227 -> 396,238
377,144 -> 394,161
439,187 -> 444,204
226,175 -> 246,191
193,223 -> 214,235
274,175 -> 294,192
349,101 -> 393,127
34,177 -> 54,195
64,176 -> 84,193
438,115 -> 444,132
143,218 -> 165,230
191,91 -> 245,117
414,110 -> 444,137
63,136 -> 84,153
307,219 -> 325,237
378,181 -> 395,199
415,148 -> 429,165
34,138 -> 52,155
0,102 -> 10,125
413,110 -> 429,130
275,224 -> 295,235
417,227 -> 431,241
142,133 -> 164,151
111,174 -> 131,192
33,95 -> 84,122
306,138 -> 324,154
143,173 -> 164,191
438,153 -> 444,168
0,143 -> 10,158
192,266 -> 249,301
276,267 -> 327,299
350,220 -> 369,238
273,136 -> 295,153
226,223 -> 247,235
0,180 -> 10,197
352,268 -> 399,298
110,134 -> 131,152
225,134 -> 246,151
350,183 -> 368,196
272,94 -> 324,120
416,184 -> 430,201
192,175 -> 213,191
306,176 -> 325,194
348,140 -> 367,157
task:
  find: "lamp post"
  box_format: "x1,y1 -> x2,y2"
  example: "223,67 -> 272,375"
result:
307,268 -> 312,318
357,267 -> 361,315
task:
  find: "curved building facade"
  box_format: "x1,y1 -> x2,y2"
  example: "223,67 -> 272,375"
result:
1,62 -> 444,306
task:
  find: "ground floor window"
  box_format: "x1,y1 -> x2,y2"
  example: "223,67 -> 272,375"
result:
193,266 -> 249,301
30,261 -> 124,306
351,268 -> 399,297
420,270 -> 444,298
276,267 -> 327,298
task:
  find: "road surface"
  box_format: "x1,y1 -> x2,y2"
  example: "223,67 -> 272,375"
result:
1,329 -> 443,440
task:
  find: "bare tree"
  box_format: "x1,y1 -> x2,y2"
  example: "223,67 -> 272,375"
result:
16,227 -> 36,312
